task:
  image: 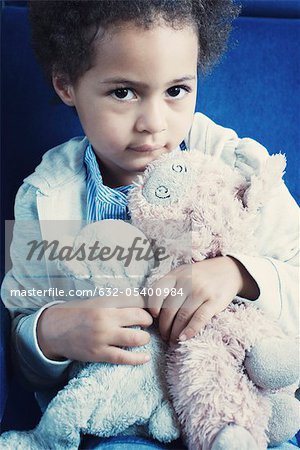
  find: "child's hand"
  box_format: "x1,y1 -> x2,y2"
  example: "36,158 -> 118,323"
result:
37,294 -> 153,365
148,256 -> 259,344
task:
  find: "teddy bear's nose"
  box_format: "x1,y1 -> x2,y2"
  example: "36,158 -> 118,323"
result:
155,185 -> 170,199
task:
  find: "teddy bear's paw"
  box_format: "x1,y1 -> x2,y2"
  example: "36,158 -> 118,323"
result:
148,400 -> 180,443
210,425 -> 260,450
0,430 -> 43,450
244,337 -> 299,389
267,393 -> 300,447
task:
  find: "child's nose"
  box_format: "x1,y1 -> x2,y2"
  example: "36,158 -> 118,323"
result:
135,99 -> 167,134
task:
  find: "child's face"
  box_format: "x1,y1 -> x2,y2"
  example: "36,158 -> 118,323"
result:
55,23 -> 198,187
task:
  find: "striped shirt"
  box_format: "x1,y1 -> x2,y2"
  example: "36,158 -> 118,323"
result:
84,141 -> 188,222
84,143 -> 132,221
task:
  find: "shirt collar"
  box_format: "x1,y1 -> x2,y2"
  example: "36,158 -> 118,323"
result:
84,143 -> 132,206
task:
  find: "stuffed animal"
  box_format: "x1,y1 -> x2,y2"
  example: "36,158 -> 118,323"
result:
0,149 -> 298,450
129,149 -> 300,449
0,220 -> 181,450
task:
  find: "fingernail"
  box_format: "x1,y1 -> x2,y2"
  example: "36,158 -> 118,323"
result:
179,334 -> 187,341
144,355 -> 151,362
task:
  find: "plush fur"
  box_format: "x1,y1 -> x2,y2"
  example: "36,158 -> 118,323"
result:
1,149 -> 298,450
128,150 -> 299,449
0,221 -> 180,450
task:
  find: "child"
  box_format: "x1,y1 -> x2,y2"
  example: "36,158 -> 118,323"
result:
1,1 -> 298,449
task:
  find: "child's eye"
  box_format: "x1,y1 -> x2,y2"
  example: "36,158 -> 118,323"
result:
111,88 -> 136,101
166,85 -> 190,99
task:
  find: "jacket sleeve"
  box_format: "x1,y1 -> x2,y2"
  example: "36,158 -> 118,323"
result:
228,181 -> 299,337
1,183 -> 71,390
188,113 -> 299,337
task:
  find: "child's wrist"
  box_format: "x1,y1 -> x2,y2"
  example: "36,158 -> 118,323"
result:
227,256 -> 259,300
37,305 -> 66,361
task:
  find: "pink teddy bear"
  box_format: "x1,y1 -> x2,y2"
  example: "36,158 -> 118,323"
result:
128,149 -> 299,450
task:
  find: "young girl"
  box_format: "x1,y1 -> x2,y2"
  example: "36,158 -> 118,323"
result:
1,1 -> 298,449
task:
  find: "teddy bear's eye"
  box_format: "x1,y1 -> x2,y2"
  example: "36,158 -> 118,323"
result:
172,163 -> 187,173
155,186 -> 170,199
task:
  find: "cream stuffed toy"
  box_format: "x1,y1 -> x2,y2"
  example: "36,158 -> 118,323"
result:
1,149 -> 298,450
129,149 -> 299,449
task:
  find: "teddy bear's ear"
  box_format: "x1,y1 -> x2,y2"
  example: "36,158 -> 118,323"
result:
57,258 -> 91,280
55,233 -> 91,279
242,154 -> 286,210
267,153 -> 286,179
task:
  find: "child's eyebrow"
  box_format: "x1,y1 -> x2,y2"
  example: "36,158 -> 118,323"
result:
100,76 -> 196,87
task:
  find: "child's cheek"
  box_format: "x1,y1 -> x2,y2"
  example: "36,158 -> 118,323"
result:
102,121 -> 129,147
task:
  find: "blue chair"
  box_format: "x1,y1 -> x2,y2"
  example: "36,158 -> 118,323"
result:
0,2 -> 84,433
1,2 -> 299,447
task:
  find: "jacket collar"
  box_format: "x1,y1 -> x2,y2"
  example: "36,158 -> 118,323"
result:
24,136 -> 88,195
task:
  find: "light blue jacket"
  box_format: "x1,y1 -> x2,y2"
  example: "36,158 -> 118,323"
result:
1,113 -> 299,409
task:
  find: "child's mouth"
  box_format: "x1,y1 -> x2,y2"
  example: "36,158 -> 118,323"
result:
128,144 -> 164,153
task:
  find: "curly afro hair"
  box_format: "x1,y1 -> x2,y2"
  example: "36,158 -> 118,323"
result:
29,0 -> 240,85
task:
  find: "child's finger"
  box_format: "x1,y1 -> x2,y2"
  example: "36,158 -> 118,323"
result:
97,293 -> 146,309
116,307 -> 153,328
102,346 -> 151,365
179,301 -> 215,341
111,328 -> 151,348
169,296 -> 199,344
148,275 -> 177,317
157,288 -> 187,341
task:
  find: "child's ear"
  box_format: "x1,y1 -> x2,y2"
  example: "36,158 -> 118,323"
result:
52,74 -> 75,107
